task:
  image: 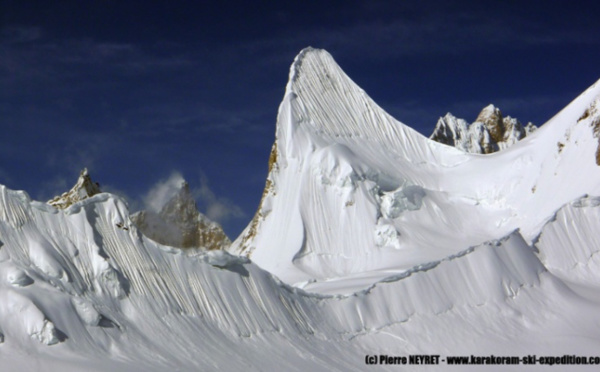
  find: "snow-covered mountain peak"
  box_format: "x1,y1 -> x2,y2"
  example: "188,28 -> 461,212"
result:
231,48 -> 600,294
276,47 -> 434,168
47,168 -> 101,209
131,180 -> 230,250
233,48 -> 486,284
287,46 -> 321,86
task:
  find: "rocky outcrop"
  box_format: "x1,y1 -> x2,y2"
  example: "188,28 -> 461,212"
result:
47,168 -> 101,209
430,104 -> 536,154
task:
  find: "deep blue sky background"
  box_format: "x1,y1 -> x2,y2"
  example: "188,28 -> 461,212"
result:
2,0 -> 600,238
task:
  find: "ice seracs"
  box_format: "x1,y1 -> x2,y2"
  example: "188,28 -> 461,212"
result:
430,104 -> 537,153
131,181 -> 231,250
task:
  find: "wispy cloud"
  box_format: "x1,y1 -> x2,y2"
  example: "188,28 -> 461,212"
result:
142,171 -> 185,213
128,103 -> 270,137
140,171 -> 245,224
36,175 -> 70,202
228,4 -> 600,66
0,33 -> 193,91
195,175 -> 245,223
1,26 -> 42,44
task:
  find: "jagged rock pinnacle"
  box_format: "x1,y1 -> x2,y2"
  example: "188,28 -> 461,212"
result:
47,168 -> 101,209
430,106 -> 537,154
131,180 -> 231,250
475,104 -> 504,145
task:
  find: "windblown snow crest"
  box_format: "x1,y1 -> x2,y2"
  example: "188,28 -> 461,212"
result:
1,48 -> 600,370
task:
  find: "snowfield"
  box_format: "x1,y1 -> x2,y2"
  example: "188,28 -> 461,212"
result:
1,48 -> 600,371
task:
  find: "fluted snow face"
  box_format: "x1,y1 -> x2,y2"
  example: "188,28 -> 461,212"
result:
2,182 -> 600,370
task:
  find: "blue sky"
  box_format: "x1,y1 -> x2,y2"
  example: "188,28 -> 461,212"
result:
2,0 -> 600,237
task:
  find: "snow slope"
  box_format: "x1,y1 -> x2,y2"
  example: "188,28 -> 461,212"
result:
1,184 -> 600,370
1,47 -> 600,370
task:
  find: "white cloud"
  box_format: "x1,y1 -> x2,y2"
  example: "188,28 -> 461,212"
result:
140,171 -> 244,224
143,171 -> 185,212
196,175 -> 245,223
1,26 -> 42,44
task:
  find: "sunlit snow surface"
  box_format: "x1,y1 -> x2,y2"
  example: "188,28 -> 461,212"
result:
1,48 -> 600,370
